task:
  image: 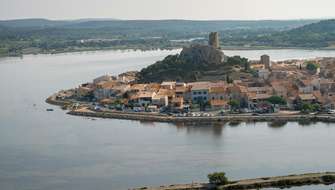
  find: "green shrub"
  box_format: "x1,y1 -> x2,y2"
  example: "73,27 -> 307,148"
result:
208,172 -> 229,185
321,175 -> 335,183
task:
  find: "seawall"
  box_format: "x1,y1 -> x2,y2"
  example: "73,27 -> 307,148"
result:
133,172 -> 335,190
46,95 -> 335,123
68,109 -> 335,123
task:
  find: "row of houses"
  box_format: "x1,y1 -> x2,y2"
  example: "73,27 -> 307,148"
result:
74,73 -> 335,112
71,55 -> 335,112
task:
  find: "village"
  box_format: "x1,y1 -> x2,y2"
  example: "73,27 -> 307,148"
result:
54,52 -> 335,117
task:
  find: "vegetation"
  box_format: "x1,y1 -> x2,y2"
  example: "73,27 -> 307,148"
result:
228,99 -> 240,111
306,62 -> 319,74
207,172 -> 229,185
301,103 -> 320,113
267,96 -> 287,105
0,18 -> 327,57
137,53 -> 251,83
321,175 -> 335,183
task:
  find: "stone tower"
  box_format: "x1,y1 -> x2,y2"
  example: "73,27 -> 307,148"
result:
260,54 -> 271,70
209,32 -> 220,49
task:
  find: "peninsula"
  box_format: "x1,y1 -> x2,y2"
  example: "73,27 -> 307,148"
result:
47,32 -> 335,122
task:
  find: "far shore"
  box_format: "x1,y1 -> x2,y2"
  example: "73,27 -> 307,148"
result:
3,46 -> 335,58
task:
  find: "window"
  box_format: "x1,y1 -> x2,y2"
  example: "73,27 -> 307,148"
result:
203,91 -> 207,94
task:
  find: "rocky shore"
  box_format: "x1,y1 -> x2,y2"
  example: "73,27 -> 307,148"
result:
133,172 -> 335,190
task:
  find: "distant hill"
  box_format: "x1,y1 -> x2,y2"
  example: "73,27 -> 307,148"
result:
0,18 -> 119,28
2,18 -> 334,57
0,18 -> 318,31
253,19 -> 335,48
0,19 -> 69,28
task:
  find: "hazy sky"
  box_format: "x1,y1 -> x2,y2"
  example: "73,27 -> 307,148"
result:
1,0 -> 335,20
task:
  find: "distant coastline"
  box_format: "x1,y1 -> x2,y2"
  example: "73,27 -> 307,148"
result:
3,46 -> 335,58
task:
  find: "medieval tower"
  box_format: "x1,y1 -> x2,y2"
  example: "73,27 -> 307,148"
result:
209,32 -> 220,49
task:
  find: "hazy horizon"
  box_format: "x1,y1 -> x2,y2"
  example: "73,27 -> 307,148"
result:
0,17 -> 330,21
1,0 -> 335,20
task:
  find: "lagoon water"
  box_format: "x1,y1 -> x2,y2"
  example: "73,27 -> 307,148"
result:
1,49 -> 335,190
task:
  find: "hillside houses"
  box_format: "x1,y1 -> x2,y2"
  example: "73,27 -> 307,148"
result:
70,56 -> 335,113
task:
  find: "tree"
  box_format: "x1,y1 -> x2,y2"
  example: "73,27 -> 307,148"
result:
208,172 -> 229,185
228,99 -> 240,111
226,75 -> 233,84
267,96 -> 287,105
301,103 -> 320,113
244,61 -> 250,71
306,62 -> 319,74
301,103 -> 314,113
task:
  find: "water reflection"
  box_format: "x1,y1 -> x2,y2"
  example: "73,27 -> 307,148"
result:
298,120 -> 318,126
268,121 -> 288,128
174,121 -> 226,137
228,121 -> 241,127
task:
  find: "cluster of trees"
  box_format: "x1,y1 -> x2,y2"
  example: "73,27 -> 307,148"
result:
138,54 -> 251,83
305,61 -> 319,74
300,103 -> 321,113
208,172 -> 229,185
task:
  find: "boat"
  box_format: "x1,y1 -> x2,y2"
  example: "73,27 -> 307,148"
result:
46,108 -> 54,111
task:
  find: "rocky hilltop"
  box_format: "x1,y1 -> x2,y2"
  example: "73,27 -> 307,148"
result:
179,44 -> 225,65
137,33 -> 251,83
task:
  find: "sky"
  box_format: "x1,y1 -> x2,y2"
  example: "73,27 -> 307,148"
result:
1,0 -> 335,20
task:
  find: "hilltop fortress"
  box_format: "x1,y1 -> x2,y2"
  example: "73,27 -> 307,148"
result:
179,31 -> 225,65
137,32 -> 235,82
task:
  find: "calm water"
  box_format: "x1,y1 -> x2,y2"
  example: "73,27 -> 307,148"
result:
1,49 -> 335,190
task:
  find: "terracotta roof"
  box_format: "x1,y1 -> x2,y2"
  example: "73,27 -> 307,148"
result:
152,94 -> 167,100
157,89 -> 175,96
209,86 -> 226,93
248,93 -> 271,100
138,91 -> 155,98
210,99 -> 227,106
247,86 -> 269,92
130,84 -> 146,91
161,81 -> 176,86
313,91 -> 325,103
189,82 -> 211,91
175,86 -> 188,93
98,81 -> 118,89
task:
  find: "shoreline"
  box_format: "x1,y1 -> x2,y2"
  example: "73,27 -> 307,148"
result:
46,95 -> 335,123
4,46 -> 335,58
132,172 -> 335,190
